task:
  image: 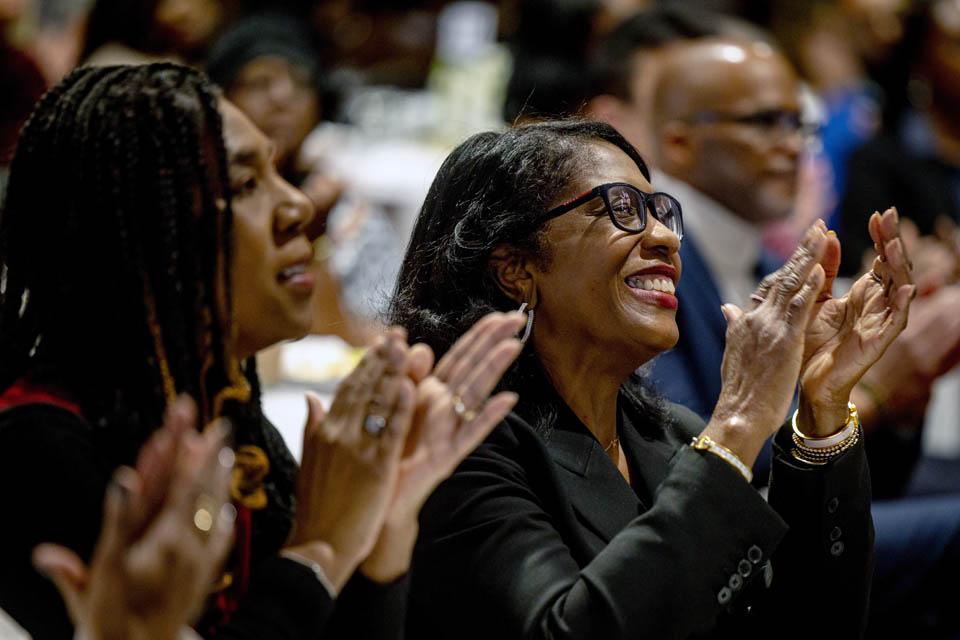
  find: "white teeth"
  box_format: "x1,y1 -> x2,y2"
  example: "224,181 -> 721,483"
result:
280,264 -> 307,279
626,276 -> 675,294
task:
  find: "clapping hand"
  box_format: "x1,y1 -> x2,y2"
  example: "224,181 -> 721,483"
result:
798,210 -> 915,434
360,312 -> 524,581
33,397 -> 235,640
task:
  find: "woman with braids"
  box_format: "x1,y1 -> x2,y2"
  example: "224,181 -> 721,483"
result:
0,63 -> 524,639
391,120 -> 914,638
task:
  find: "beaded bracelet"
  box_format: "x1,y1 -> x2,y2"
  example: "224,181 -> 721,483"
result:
790,402 -> 862,465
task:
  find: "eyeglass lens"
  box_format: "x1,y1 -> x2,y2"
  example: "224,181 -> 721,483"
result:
606,184 -> 682,238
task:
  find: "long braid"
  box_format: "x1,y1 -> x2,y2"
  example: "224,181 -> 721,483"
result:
0,63 -> 259,454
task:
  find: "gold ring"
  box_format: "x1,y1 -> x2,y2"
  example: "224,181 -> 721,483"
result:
192,494 -> 218,539
869,270 -> 883,285
451,394 -> 477,423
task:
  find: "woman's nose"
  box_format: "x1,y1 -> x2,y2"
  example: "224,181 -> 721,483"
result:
274,181 -> 316,237
642,217 -> 681,257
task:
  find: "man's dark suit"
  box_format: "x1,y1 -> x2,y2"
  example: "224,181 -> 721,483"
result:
407,388 -> 873,639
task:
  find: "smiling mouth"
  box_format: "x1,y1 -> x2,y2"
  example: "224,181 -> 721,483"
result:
625,275 -> 676,295
278,264 -> 308,281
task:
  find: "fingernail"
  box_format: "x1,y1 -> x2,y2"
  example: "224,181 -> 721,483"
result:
827,230 -> 837,238
108,475 -> 131,505
32,554 -> 50,580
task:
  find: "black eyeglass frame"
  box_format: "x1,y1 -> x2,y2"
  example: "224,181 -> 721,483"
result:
543,181 -> 684,240
687,109 -> 820,140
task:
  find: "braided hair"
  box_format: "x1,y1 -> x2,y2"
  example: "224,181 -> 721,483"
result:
0,65 -> 296,552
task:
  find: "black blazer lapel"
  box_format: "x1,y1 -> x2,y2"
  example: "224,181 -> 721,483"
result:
547,417 -> 641,546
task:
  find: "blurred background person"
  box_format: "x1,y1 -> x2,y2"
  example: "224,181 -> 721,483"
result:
81,0 -> 236,66
838,0 -> 960,274
0,0 -> 46,198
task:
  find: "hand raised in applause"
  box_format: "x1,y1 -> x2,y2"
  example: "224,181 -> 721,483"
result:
358,312 -> 524,581
704,223 -> 829,466
797,209 -> 915,435
33,396 -> 236,640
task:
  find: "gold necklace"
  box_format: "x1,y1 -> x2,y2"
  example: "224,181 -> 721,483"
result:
604,436 -> 620,453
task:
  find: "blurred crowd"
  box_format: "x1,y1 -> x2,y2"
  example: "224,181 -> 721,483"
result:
3,0 -> 960,637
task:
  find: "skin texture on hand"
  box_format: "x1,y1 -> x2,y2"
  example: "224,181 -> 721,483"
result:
32,397 -> 236,640
798,208 -> 915,435
704,222 -> 828,467
287,313 -> 524,587
359,312 -> 524,582
285,327 -> 415,591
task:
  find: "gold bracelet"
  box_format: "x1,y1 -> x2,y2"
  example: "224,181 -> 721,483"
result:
791,426 -> 861,465
793,429 -> 860,458
792,402 -> 860,448
691,435 -> 753,483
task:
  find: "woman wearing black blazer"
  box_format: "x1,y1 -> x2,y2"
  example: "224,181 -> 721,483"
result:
390,120 -> 915,638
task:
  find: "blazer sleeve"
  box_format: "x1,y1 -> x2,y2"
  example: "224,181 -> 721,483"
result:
207,556 -> 336,639
409,415 -> 790,640
324,571 -> 409,640
753,424 -> 874,638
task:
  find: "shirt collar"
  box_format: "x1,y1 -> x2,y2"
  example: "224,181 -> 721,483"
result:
652,171 -> 762,284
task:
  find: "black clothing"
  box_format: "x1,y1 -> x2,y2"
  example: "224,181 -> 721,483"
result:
0,403 -> 407,639
408,392 -> 874,639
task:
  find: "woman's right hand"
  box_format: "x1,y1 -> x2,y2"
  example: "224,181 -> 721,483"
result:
703,223 -> 829,467
284,327 -> 416,592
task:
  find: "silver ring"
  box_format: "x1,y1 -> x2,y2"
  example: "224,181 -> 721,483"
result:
363,414 -> 387,437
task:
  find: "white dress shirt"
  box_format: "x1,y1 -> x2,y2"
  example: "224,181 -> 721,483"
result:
653,172 -> 763,308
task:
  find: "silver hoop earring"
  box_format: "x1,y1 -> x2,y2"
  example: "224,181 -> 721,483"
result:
518,302 -> 534,345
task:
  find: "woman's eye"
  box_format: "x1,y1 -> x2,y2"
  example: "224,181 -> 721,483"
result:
233,176 -> 258,197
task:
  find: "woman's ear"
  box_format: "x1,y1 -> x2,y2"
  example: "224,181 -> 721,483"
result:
489,245 -> 538,307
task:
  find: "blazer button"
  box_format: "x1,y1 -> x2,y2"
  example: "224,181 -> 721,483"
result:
729,573 -> 744,591
747,545 -> 763,564
718,586 -> 733,605
737,559 -> 753,577
830,526 -> 842,541
827,497 -> 839,514
830,541 -> 845,557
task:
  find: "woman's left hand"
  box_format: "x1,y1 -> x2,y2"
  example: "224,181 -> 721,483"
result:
798,209 -> 915,435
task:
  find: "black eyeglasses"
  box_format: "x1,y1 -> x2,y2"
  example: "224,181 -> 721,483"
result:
544,182 -> 684,240
688,109 -> 819,140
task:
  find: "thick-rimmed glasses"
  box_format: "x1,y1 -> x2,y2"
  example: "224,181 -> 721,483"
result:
544,182 -> 684,240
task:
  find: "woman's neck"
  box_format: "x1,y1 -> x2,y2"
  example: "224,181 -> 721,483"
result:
535,337 -> 637,448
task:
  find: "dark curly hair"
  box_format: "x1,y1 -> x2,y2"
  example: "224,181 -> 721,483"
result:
389,119 -> 668,435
